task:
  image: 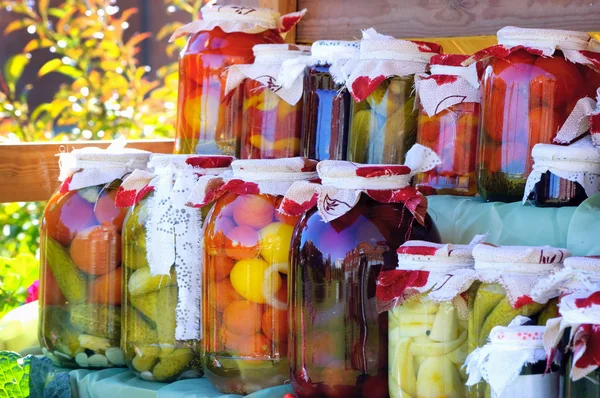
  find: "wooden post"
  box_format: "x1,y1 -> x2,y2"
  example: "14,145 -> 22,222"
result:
259,0 -> 298,43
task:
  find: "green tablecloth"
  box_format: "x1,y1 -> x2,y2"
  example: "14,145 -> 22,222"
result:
62,195 -> 600,397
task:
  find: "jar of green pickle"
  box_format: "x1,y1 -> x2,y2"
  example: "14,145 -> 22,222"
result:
468,243 -> 570,398
117,154 -> 233,382
376,238 -> 483,398
345,29 -> 441,164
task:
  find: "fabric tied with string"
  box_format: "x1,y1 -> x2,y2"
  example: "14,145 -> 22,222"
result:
170,5 -> 306,40
542,290 -> 600,381
414,54 -> 481,117
345,28 -> 441,102
116,155 -> 233,341
58,138 -> 150,192
465,316 -> 556,398
522,137 -> 600,204
279,144 -> 441,226
225,44 -> 311,106
375,235 -> 486,313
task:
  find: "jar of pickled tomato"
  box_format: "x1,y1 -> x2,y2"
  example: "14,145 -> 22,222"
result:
116,155 -> 233,382
172,5 -> 305,155
415,54 -> 481,196
467,243 -> 569,398
279,144 -> 442,398
522,137 -> 600,207
471,27 -> 600,202
376,239 -> 483,398
465,321 -> 560,398
187,157 -> 318,394
301,40 -> 359,160
39,145 -> 150,368
345,29 -> 441,164
225,44 -> 310,159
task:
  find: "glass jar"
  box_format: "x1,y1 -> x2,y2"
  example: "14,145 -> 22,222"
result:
174,5 -> 303,155
563,349 -> 600,398
415,55 -> 480,196
345,34 -> 440,165
199,158 -> 317,394
476,27 -> 600,202
301,40 -> 359,161
39,148 -> 150,368
120,155 -> 233,382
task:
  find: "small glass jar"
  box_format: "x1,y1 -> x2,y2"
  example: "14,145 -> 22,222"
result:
301,40 -> 359,161
120,155 -> 233,382
346,34 -> 440,164
476,27 -> 600,202
524,138 -> 600,207
415,54 -> 480,196
174,5 -> 303,155
39,148 -> 150,368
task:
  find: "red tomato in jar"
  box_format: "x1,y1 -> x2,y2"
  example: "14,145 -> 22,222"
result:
580,66 -> 600,98
491,49 -> 536,82
529,106 -> 562,146
88,267 -> 122,305
530,56 -> 584,109
69,223 -> 121,275
417,112 -> 441,142
94,189 -> 127,231
43,191 -> 97,246
40,264 -> 66,306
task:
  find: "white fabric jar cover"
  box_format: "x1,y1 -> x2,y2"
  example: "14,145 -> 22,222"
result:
58,138 -> 150,192
465,316 -> 555,398
116,154 -> 233,341
345,28 -> 441,102
375,235 -> 486,313
522,136 -> 600,204
473,243 -> 570,308
532,256 -> 600,304
414,54 -> 481,117
225,43 -> 311,106
554,89 -> 600,146
279,144 -> 441,225
170,4 -> 306,40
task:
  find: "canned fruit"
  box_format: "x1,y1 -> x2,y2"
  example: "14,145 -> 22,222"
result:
259,222 -> 294,266
223,300 -> 263,336
232,195 -> 275,229
261,307 -> 288,342
229,258 -> 282,304
224,225 -> 260,260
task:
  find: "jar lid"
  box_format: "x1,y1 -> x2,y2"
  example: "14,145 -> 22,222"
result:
430,54 -> 470,67
497,26 -> 592,52
148,154 -> 234,173
253,43 -> 311,63
564,256 -> 600,272
231,157 -> 317,182
201,5 -> 280,27
490,324 -> 545,348
311,40 -> 360,63
473,243 -> 570,273
360,37 -> 441,63
532,136 -> 600,167
397,240 -> 476,271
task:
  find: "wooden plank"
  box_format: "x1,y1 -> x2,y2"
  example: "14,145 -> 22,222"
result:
296,0 -> 600,43
259,0 -> 298,43
0,140 -> 174,203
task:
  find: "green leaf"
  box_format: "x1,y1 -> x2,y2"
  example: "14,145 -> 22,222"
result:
37,59 -> 62,78
0,351 -> 30,398
55,65 -> 82,80
3,54 -> 30,93
39,0 -> 50,22
0,354 -> 70,398
0,254 -> 39,319
3,19 -> 36,35
47,8 -> 66,18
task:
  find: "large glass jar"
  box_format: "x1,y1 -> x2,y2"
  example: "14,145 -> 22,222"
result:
345,33 -> 440,164
39,148 -> 150,368
563,348 -> 600,398
415,55 -> 480,196
173,5 -> 303,155
475,27 -> 600,202
301,40 -> 359,161
120,154 -> 233,382
199,158 -> 318,394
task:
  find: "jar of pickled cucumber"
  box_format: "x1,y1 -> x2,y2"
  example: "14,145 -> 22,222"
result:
280,144 -> 442,398
465,319 -> 560,398
415,54 -> 481,196
39,145 -> 150,368
376,239 -> 483,398
187,157 -> 317,394
470,27 -> 600,202
301,40 -> 359,161
118,154 -> 233,382
226,44 -> 310,159
468,243 -> 570,397
171,5 -> 305,155
345,29 -> 441,164
522,137 -> 600,207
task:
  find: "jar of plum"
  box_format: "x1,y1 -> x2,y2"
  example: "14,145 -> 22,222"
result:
415,54 -> 481,196
279,144 -> 442,398
301,40 -> 359,161
522,136 -> 600,207
345,29 -> 441,164
225,44 -> 310,159
116,154 -> 233,382
39,145 -> 150,368
187,157 -> 318,394
376,238 -> 484,398
467,243 -> 569,398
469,26 -> 600,202
171,5 -> 305,155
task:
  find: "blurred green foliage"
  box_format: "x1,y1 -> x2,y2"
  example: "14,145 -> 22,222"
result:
0,0 -> 198,314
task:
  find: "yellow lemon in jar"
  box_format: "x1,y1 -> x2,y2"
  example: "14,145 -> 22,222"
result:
258,222 -> 294,270
229,258 -> 282,304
